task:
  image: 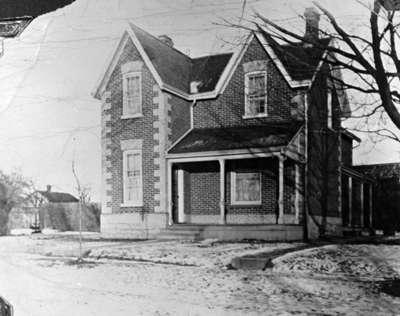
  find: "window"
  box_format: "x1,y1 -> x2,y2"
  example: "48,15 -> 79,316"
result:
231,172 -> 262,205
327,89 -> 333,129
245,71 -> 267,117
123,72 -> 141,117
123,149 -> 142,206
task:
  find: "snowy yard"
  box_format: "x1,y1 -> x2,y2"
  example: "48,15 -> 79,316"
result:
0,233 -> 400,315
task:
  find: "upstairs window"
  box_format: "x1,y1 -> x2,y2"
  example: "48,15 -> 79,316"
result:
244,71 -> 267,117
327,89 -> 333,129
123,72 -> 141,117
123,149 -> 143,206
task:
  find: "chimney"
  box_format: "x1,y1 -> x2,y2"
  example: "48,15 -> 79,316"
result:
304,7 -> 320,42
158,34 -> 174,48
46,185 -> 51,192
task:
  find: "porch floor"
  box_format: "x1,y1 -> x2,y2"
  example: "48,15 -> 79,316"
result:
157,223 -> 304,241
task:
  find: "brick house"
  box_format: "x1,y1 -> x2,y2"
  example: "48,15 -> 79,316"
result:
92,8 -> 374,240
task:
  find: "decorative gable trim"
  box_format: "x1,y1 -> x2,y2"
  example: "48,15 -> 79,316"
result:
121,61 -> 143,74
243,60 -> 268,73
121,139 -> 142,151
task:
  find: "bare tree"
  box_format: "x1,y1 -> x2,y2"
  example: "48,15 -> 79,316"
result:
0,171 -> 33,235
227,0 -> 400,142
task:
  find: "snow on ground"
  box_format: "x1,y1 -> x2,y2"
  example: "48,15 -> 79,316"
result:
0,234 -> 400,315
89,239 -> 305,268
272,244 -> 400,280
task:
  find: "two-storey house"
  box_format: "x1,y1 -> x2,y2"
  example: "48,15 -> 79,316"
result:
93,8 -> 374,240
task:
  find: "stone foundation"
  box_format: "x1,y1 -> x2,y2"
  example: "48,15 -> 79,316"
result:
100,212 -> 168,239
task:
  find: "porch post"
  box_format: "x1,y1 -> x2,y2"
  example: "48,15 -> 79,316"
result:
360,182 -> 364,227
219,159 -> 226,224
348,176 -> 353,227
369,183 -> 373,228
295,163 -> 300,224
167,161 -> 173,225
278,155 -> 285,224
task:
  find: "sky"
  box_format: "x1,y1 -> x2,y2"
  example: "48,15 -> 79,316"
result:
0,0 -> 397,201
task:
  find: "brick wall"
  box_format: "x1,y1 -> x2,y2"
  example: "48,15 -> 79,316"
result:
193,37 -> 295,129
105,37 -> 158,214
183,161 -> 220,215
170,94 -> 191,144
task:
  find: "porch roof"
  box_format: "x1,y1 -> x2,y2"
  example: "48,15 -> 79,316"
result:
168,123 -> 302,154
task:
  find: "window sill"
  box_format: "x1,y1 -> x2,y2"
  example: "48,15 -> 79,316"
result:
121,114 -> 143,120
242,114 -> 268,119
230,202 -> 262,207
121,203 -> 143,208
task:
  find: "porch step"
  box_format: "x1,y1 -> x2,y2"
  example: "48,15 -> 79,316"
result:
156,230 -> 201,241
156,224 -> 303,241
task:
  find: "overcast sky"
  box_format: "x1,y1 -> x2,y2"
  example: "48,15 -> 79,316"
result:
0,0 -> 396,200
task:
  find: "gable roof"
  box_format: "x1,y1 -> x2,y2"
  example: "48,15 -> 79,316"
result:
168,122 -> 302,154
37,190 -> 79,203
93,23 -> 333,101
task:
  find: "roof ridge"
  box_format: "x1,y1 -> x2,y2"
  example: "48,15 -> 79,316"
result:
129,22 -> 192,62
192,52 -> 233,60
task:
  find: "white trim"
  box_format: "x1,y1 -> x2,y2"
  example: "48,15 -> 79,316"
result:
167,161 -> 173,225
295,163 -> 301,224
92,32 -> 130,99
255,32 -> 311,89
122,149 -> 143,207
230,171 -> 262,206
327,89 -> 333,129
123,71 -> 142,117
244,70 -> 268,118
242,114 -> 268,120
177,169 -> 185,223
278,155 -> 285,224
167,147 -> 283,161
121,114 -> 143,120
219,159 -> 226,223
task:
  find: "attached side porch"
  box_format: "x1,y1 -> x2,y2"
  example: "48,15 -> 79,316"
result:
341,167 -> 375,234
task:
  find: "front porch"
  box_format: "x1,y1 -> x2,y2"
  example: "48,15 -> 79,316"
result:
166,151 -> 305,228
341,167 -> 374,233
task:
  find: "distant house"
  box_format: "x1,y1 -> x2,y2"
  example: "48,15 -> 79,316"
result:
37,185 -> 101,232
8,185 -> 100,232
92,8 -> 374,240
